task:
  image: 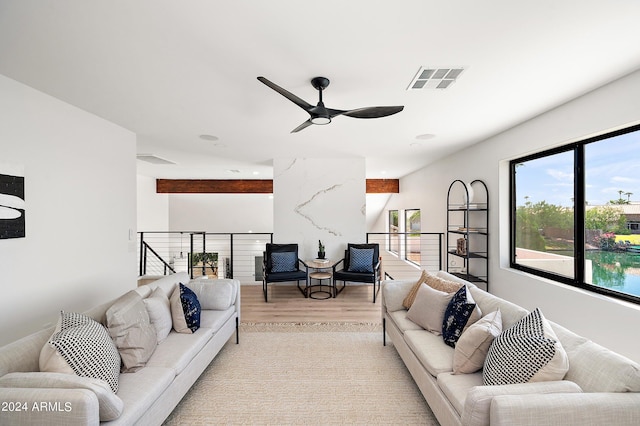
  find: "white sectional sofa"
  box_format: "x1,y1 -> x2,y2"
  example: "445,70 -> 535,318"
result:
0,272 -> 240,425
382,271 -> 640,426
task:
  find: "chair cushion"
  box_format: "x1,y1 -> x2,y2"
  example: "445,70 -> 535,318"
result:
348,247 -> 375,272
271,251 -> 297,272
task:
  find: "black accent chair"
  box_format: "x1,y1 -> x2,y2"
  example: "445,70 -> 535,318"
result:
333,243 -> 381,303
262,243 -> 308,302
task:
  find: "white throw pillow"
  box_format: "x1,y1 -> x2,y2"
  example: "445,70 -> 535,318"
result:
106,291 -> 157,372
144,286 -> 173,343
483,308 -> 569,385
406,283 -> 455,335
453,309 -> 502,374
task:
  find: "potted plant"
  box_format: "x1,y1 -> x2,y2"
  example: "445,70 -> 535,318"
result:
318,240 -> 326,259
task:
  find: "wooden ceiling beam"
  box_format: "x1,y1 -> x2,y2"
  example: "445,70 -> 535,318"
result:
156,178 -> 400,194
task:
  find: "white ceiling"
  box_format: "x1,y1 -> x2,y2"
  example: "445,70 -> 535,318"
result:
2,1 -> 640,180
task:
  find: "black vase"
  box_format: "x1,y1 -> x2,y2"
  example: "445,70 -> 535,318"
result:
317,252 -> 325,259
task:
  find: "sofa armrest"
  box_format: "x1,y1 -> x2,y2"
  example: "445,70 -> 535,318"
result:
0,387 -> 100,426
490,392 -> 640,426
462,380 -> 582,426
381,280 -> 415,313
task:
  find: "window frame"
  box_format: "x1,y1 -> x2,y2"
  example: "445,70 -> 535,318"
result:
509,123 -> 640,305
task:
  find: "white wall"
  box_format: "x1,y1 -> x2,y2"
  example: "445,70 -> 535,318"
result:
0,74 -> 137,346
274,158 -> 366,261
137,175 -> 168,231
373,69 -> 640,363
167,193 -> 273,233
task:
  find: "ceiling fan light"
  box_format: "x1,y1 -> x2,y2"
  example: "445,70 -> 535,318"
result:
310,115 -> 331,125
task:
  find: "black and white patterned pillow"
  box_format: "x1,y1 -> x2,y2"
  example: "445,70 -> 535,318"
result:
483,308 -> 566,385
348,248 -> 374,272
46,311 -> 121,393
271,252 -> 297,272
442,286 -> 476,347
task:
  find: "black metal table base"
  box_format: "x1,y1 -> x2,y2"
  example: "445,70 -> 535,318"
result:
307,284 -> 333,300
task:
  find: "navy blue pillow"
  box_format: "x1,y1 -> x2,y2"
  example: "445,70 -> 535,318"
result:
179,283 -> 201,333
348,248 -> 374,272
442,285 -> 476,347
271,252 -> 297,272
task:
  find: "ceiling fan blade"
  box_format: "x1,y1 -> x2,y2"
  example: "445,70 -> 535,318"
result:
291,119 -> 313,133
342,106 -> 404,119
257,76 -> 313,111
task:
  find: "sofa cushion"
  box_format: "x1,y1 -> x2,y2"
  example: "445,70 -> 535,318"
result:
187,279 -> 237,310
453,310 -> 502,374
407,283 -> 454,335
383,280 -> 416,313
551,322 -> 640,392
468,285 -> 527,330
402,270 -> 427,309
437,371 -> 483,416
145,329 -> 212,375
483,308 -> 569,386
39,311 -> 121,394
404,329 -> 454,376
144,287 -> 173,344
114,367 -> 174,426
388,310 -> 424,334
442,285 -> 477,347
170,283 -> 201,334
348,247 -> 374,272
200,307 -> 236,333
106,290 -> 157,373
462,380 -> 583,426
0,371 -> 123,421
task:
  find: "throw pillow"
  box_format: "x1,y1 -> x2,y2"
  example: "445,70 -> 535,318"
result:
453,309 -> 502,374
106,290 -> 157,372
39,311 -> 120,393
144,286 -> 173,343
170,283 -> 201,333
0,372 -> 124,421
423,273 -> 463,293
406,283 -> 455,335
483,308 -> 569,385
402,270 -> 428,309
271,251 -> 297,272
442,286 -> 477,347
348,247 -> 374,272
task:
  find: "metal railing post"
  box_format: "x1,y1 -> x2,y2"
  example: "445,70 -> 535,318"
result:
139,232 -> 144,276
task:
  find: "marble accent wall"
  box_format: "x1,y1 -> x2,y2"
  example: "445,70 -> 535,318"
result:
273,158 -> 366,262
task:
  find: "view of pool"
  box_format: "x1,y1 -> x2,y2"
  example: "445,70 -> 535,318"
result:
586,250 -> 640,297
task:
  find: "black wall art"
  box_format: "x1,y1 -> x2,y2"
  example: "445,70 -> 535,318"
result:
0,168 -> 25,239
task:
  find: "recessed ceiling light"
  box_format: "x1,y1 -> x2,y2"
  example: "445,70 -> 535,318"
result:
199,134 -> 219,141
416,133 -> 436,140
252,171 -> 259,175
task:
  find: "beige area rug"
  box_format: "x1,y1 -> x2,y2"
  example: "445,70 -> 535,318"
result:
163,323 -> 439,425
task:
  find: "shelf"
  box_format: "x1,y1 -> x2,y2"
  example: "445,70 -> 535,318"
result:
448,250 -> 487,259
449,272 -> 487,284
446,179 -> 489,290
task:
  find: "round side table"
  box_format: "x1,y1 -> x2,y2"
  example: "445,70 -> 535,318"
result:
307,259 -> 334,299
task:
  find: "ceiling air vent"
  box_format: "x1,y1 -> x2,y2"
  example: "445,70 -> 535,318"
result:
136,154 -> 176,165
407,67 -> 464,90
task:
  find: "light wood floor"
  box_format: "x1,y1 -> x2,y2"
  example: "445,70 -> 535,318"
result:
240,283 -> 381,324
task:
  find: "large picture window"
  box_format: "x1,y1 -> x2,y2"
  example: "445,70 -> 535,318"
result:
510,124 -> 640,304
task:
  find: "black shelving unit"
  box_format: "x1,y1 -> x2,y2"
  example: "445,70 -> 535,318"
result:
446,179 -> 489,291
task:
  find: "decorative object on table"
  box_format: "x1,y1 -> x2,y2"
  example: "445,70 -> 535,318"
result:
318,240 -> 326,259
456,238 -> 467,256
